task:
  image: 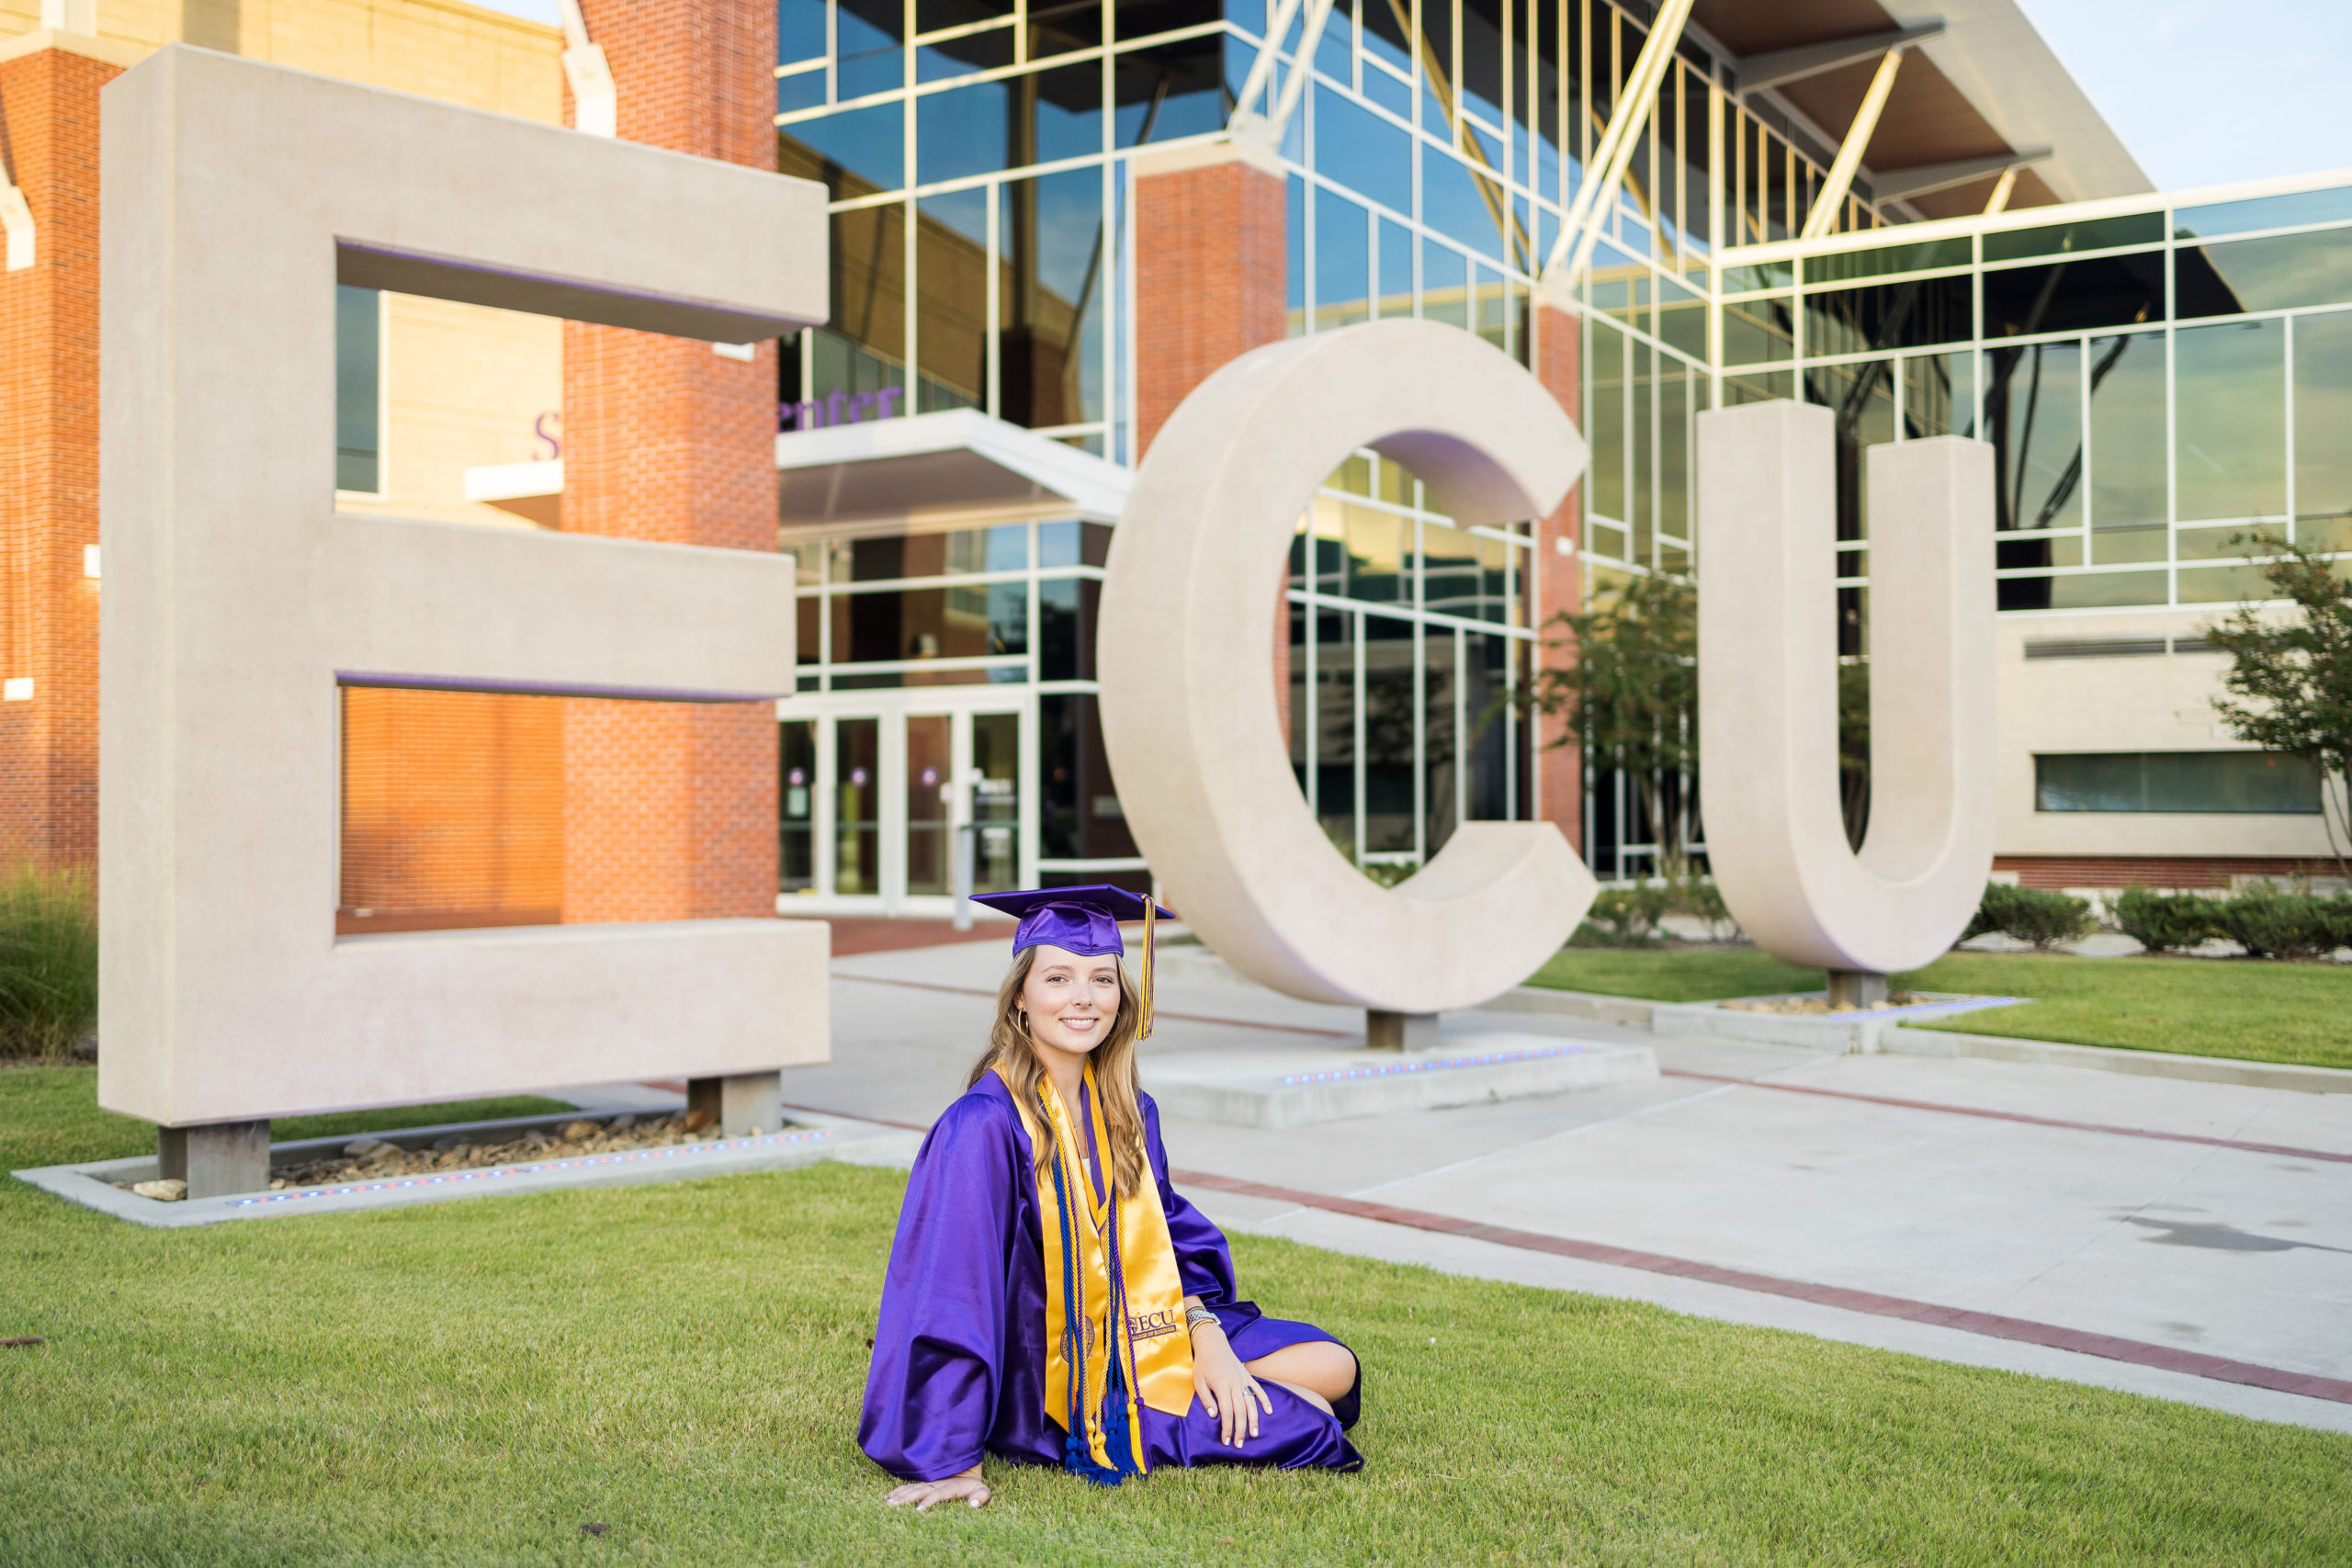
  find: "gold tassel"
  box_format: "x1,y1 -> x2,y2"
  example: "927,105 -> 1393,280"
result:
1138,896 -> 1156,1042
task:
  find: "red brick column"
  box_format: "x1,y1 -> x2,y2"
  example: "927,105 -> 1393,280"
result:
558,0 -> 778,921
1133,142 -> 1290,739
1531,298 -> 1583,854
0,46 -> 117,863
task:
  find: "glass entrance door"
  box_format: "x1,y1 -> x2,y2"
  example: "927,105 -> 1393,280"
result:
777,702 -> 1031,911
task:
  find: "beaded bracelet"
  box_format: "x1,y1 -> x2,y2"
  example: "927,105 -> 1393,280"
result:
1184,1305 -> 1219,1334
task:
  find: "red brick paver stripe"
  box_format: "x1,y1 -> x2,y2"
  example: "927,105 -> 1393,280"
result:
1659,1070 -> 2352,1167
1170,1168 -> 2352,1407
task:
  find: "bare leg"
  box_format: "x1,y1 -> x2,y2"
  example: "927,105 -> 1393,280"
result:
1244,1341 -> 1358,1407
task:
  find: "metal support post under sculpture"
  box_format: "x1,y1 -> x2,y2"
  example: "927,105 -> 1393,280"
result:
157,1121 -> 271,1200
688,1072 -> 784,1136
1694,400 -> 1997,985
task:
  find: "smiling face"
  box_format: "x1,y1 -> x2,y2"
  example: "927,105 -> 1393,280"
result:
1019,943 -> 1123,1066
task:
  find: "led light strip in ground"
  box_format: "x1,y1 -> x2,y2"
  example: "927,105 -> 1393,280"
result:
227,1129 -> 832,1208
1278,1043 -> 1589,1087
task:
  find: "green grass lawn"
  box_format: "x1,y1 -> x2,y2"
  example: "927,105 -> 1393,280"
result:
1526,947 -> 2352,1072
5,1066 -> 2350,1564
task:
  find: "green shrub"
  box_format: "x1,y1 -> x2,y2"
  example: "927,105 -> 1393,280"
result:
1572,883 -> 1674,947
1675,875 -> 1738,942
0,860 -> 97,1060
2211,883 -> 2344,960
1963,882 -> 2090,950
2112,886 -> 2221,953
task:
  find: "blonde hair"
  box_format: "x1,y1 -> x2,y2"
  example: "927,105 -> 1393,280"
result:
966,945 -> 1149,1193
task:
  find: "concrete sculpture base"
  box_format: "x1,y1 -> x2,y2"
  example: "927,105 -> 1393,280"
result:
1140,1032 -> 1657,1129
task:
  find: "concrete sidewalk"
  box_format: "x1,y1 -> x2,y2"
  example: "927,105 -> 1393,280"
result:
801,940 -> 2352,1436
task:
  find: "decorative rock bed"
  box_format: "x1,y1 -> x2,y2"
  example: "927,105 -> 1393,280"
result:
1721,990 -> 1928,1016
117,1111 -> 766,1202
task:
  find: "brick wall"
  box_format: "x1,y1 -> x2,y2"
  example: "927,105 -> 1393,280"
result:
1530,299 -> 1583,854
1995,854 -> 2342,891
340,688 -> 564,931
0,46 -> 116,864
1133,145 -> 1289,739
554,0 -> 779,923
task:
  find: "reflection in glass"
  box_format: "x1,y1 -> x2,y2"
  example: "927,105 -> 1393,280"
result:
1808,360 -> 1894,544
1589,316 -> 1625,521
780,719 -> 817,893
780,0 -> 828,62
1377,218 -> 1413,318
1983,212 -> 2164,264
1904,351 -> 1975,439
1315,187 -> 1371,330
1039,694 -> 1136,860
917,188 -> 989,412
837,0 -> 906,97
334,286 -> 380,492
2176,186 -> 2352,240
906,715 -> 954,895
1804,236 -> 1971,285
1001,168 -> 1104,428
1038,576 -> 1095,679
1986,340 -> 2083,532
1420,237 -> 1467,330
2176,319 -> 2285,522
808,199 -> 908,401
1804,275 -> 1972,356
1308,610 -> 1357,852
2035,750 -> 2321,813
971,710 -> 1023,893
2177,229 -> 2352,319
835,717 -> 881,896
1422,631 -> 1457,856
1313,85 -> 1411,215
2087,332 -> 2166,562
1363,639 -> 1416,853
2295,310 -> 2352,534
1114,36 -> 1227,145
1982,254 -> 2163,338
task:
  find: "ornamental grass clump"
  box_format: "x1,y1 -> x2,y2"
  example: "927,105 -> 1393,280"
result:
1571,883 -> 1675,947
2112,886 -> 2222,953
0,859 -> 97,1060
1963,882 -> 2091,951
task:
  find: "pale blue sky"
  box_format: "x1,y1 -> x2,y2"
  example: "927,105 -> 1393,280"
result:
468,0 -> 2352,196
2016,0 -> 2352,191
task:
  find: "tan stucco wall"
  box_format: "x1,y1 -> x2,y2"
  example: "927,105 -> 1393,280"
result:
1996,606 -> 2340,859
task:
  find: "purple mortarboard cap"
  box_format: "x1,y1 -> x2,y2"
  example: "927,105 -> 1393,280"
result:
967,885 -> 1177,957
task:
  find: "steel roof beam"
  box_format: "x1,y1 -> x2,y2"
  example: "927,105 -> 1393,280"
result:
1736,22 -> 1943,95
1871,147 -> 2052,203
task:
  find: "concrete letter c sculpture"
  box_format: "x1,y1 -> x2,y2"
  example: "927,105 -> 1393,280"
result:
1695,400 -> 1997,976
1100,321 -> 1596,1013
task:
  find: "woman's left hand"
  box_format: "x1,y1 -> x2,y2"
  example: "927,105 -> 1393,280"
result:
1190,1322 -> 1272,1449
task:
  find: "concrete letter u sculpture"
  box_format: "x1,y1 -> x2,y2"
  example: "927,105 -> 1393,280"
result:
1100,321 -> 1596,1013
1695,400 -> 1997,976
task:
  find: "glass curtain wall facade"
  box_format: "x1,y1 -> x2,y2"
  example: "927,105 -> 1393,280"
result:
774,0 -> 1894,891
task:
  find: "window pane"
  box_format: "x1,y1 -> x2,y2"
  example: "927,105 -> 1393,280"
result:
837,0 -> 906,98
1421,237 -> 1467,329
780,720 -> 817,893
2177,319 -> 2285,522
1421,142 -> 1505,264
1313,85 -> 1411,214
1309,610 -> 1357,852
1589,316 -> 1626,520
970,710 -> 1023,893
1039,694 -> 1136,859
781,105 -> 906,195
2295,310 -> 2352,526
1001,168 -> 1105,428
918,27 -> 1012,82
334,285 -> 379,492
917,188 -> 989,412
1984,212 -> 2165,263
1315,186 -> 1371,331
917,79 -> 1012,184
906,714 -> 954,895
835,716 -> 881,895
1376,218 -> 1412,318
1804,275 -> 1973,356
1362,634 -> 1415,853
1027,0 -> 1101,58
1341,502 -> 1404,604
2177,228 -> 2352,319
1983,254 -> 2164,338
1986,340 -> 2083,532
1803,236 -> 1971,285
2176,186 -> 2352,240
1423,630 -> 1456,855
1114,37 -> 1226,145
780,0 -> 828,63
1904,350 -> 1975,439
2087,331 -> 2166,562
2035,751 -> 2322,813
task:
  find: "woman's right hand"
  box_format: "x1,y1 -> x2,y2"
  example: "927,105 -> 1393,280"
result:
885,1465 -> 992,1510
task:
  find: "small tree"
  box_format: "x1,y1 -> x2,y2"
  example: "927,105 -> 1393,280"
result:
1518,573 -> 1699,881
2205,539 -> 2352,877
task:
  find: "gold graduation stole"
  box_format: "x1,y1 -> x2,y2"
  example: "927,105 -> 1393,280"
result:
998,1061 -> 1193,1483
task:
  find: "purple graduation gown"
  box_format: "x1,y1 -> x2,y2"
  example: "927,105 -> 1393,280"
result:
859,1073 -> 1363,1483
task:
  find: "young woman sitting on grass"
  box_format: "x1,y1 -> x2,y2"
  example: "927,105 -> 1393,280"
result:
859,886 -> 1364,1508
